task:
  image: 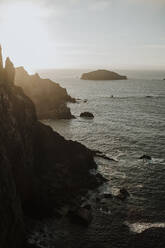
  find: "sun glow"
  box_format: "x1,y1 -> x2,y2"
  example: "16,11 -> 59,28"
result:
0,2 -> 53,72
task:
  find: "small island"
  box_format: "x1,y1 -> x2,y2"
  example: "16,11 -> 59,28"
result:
81,69 -> 127,80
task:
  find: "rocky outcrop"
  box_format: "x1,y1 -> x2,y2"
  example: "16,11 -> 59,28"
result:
15,67 -> 75,120
4,57 -> 15,85
80,112 -> 94,118
81,69 -> 127,80
0,47 -> 101,247
0,46 -> 3,82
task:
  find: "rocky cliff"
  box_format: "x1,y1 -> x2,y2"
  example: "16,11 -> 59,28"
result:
0,47 -> 100,247
81,69 -> 127,80
15,67 -> 75,120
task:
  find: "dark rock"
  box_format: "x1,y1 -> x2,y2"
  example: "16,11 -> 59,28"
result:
15,67 -> 75,119
81,69 -> 127,80
0,45 -> 4,82
0,47 -> 101,246
116,188 -> 130,200
95,173 -> 108,184
70,207 -> 93,226
80,112 -> 94,118
102,193 -> 113,199
0,150 -> 25,248
4,57 -> 15,85
139,155 -> 152,160
92,149 -> 117,162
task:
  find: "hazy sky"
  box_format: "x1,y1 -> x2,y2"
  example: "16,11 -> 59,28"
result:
0,0 -> 165,71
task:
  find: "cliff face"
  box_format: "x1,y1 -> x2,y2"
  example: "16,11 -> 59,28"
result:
15,67 -> 75,120
81,69 -> 127,80
0,148 -> 24,248
0,48 -> 99,247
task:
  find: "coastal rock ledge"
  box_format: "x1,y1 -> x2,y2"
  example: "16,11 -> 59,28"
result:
81,69 -> 127,80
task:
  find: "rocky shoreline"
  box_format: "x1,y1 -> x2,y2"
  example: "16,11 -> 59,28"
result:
0,47 -> 104,248
1,47 -> 165,248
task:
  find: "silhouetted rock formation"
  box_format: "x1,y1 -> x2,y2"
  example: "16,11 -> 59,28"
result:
80,112 -> 94,118
139,154 -> 152,160
0,46 -> 3,82
81,69 -> 127,80
0,48 -> 15,85
4,57 -> 15,85
15,67 -> 75,119
0,48 -> 101,247
0,149 -> 25,248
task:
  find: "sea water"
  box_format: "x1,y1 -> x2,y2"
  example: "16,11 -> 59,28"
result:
38,69 -> 165,225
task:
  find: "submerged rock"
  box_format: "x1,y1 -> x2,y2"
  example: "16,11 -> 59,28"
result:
81,69 -> 127,80
80,112 -> 94,118
139,155 -> 152,160
116,188 -> 130,201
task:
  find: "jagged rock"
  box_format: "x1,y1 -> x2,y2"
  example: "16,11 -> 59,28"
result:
0,46 -> 4,82
81,69 -> 127,80
80,112 -> 94,118
139,155 -> 152,160
4,57 -> 15,85
116,188 -> 130,200
15,67 -> 75,119
0,48 -> 103,246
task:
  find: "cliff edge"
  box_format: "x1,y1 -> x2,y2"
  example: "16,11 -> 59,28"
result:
0,47 -> 100,247
15,67 -> 75,119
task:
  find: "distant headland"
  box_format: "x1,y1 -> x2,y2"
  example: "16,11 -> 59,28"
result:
81,69 -> 127,80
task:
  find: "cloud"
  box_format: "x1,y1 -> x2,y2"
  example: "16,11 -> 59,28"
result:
88,0 -> 112,11
127,0 -> 165,5
143,44 -> 165,49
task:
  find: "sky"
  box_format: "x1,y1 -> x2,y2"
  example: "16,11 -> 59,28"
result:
0,0 -> 165,72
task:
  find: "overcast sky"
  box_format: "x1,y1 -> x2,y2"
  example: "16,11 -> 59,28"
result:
0,0 -> 165,71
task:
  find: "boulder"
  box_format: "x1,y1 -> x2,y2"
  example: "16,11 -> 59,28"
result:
80,112 -> 94,118
116,188 -> 130,200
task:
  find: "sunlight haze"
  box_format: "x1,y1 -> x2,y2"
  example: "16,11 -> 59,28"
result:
0,0 -> 164,72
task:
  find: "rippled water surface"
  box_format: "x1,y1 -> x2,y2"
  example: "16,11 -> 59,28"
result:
39,69 -> 165,222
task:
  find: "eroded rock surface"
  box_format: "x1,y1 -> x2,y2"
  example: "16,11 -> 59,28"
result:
15,67 -> 75,119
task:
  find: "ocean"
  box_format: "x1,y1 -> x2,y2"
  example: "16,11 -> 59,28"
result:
32,69 -> 165,245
